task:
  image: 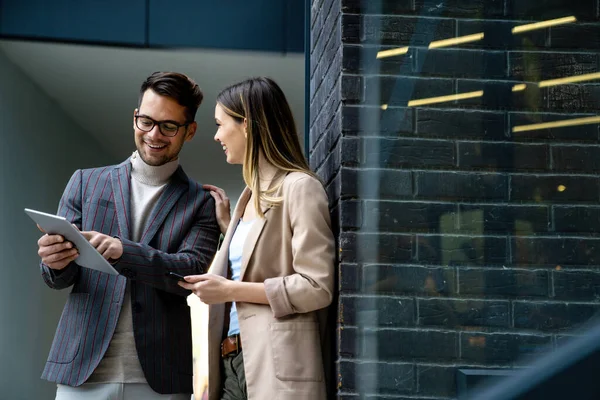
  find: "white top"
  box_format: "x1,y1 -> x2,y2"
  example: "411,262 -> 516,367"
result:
227,218 -> 256,337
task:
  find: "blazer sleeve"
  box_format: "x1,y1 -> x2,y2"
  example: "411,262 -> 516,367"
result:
113,193 -> 221,296
40,170 -> 82,290
264,176 -> 335,318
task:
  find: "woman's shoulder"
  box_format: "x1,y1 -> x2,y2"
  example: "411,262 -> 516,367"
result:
283,171 -> 323,188
281,171 -> 327,199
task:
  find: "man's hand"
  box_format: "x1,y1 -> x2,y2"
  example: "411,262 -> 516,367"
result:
203,184 -> 231,235
38,234 -> 79,270
80,231 -> 123,261
178,274 -> 232,304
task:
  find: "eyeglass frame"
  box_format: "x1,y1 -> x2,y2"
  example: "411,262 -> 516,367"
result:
134,114 -> 192,137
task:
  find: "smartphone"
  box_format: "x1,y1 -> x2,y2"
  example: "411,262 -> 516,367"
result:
166,271 -> 186,282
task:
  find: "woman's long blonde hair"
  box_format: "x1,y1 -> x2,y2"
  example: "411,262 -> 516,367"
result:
216,77 -> 317,217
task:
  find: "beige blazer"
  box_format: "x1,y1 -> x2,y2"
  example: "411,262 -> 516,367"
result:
207,172 -> 335,400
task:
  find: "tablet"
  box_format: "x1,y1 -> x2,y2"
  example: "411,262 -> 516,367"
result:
25,208 -> 119,276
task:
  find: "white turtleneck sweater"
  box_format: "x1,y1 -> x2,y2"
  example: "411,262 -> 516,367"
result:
88,151 -> 179,384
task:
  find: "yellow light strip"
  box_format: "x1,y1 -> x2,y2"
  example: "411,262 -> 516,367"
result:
512,84 -> 527,92
381,104 -> 389,110
512,16 -> 577,34
376,47 -> 409,59
512,116 -> 600,133
408,90 -> 484,107
538,71 -> 600,88
429,33 -> 484,49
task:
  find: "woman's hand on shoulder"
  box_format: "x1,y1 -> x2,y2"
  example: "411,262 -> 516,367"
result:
203,184 -> 231,234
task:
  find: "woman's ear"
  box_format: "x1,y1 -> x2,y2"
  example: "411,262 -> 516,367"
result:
243,118 -> 248,138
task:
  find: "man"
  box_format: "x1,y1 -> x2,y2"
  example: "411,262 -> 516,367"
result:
37,71 -> 220,399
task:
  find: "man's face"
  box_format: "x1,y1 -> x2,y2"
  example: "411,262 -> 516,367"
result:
133,89 -> 197,166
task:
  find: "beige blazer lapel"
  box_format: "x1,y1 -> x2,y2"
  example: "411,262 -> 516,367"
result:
239,185 -> 280,281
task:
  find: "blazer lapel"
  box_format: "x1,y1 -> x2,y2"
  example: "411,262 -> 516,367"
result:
110,160 -> 132,240
139,166 -> 188,245
239,188 -> 277,282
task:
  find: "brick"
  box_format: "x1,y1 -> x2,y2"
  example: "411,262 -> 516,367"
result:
416,0 -> 505,18
458,80 -> 546,112
510,112 -> 599,142
339,263 -> 360,293
311,40 -> 340,100
342,0 -> 505,17
363,328 -> 458,361
510,174 -> 599,203
553,206 -> 600,234
552,145 -> 600,172
339,361 -> 415,394
509,52 -> 598,81
365,138 -> 455,168
458,20 -> 548,50
417,235 -> 507,266
416,109 -> 507,140
340,232 -> 414,264
311,73 -> 341,147
512,237 -> 600,266
553,270 -> 600,300
330,201 -> 341,239
556,334 -> 581,347
314,137 -> 341,185
459,268 -> 550,297
310,121 -> 340,173
341,14 -> 360,44
343,44 -> 414,75
310,0 -> 322,30
415,171 -> 508,201
357,15 -> 455,46
365,76 -> 455,108
551,24 -> 600,49
458,142 -> 548,170
341,0 -> 414,14
311,1 -> 340,77
417,365 -> 457,397
418,48 -> 507,79
505,0 -> 598,21
418,299 -> 510,328
460,332 -> 552,364
341,137 -> 360,166
325,170 -> 341,205
513,301 -> 600,331
340,326 -> 358,358
365,201 -> 457,233
342,105 -> 414,136
459,204 -> 549,234
341,74 -> 363,103
363,265 -> 456,296
547,84 -> 600,113
340,200 -> 362,230
341,296 -> 415,327
342,168 -> 413,199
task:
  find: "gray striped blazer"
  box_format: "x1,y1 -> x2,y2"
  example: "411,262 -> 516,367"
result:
40,158 -> 220,394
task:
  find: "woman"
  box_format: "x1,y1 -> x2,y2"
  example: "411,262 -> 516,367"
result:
179,77 -> 335,400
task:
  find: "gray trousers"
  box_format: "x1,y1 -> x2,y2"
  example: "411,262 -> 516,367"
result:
56,383 -> 192,400
221,352 -> 247,400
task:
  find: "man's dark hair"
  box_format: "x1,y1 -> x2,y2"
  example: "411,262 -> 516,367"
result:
138,72 -> 204,122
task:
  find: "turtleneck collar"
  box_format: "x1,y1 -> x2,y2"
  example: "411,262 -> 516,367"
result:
130,151 -> 179,186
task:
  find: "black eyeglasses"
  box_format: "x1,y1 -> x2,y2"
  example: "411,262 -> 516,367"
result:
135,115 -> 190,137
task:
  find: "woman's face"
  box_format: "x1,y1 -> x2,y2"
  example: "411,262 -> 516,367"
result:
214,103 -> 247,165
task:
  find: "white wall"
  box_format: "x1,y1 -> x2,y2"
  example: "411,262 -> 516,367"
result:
0,48 -> 116,399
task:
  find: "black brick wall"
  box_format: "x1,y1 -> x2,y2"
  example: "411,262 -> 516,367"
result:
309,0 -> 600,398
